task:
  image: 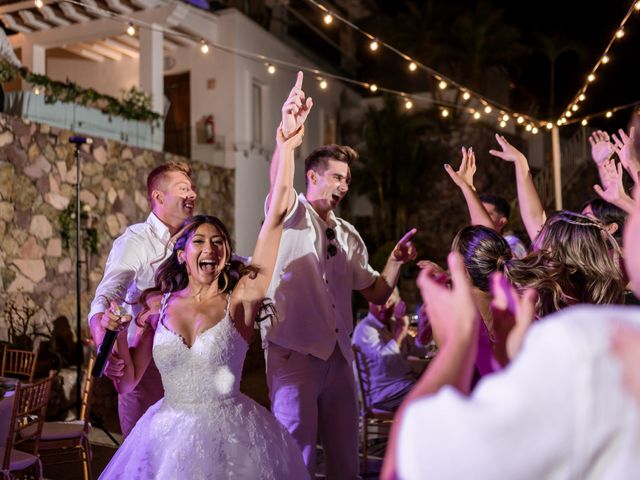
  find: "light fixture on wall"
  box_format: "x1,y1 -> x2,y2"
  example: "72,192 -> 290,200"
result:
34,0 -> 44,9
200,40 -> 209,54
126,21 -> 136,36
267,63 -> 276,74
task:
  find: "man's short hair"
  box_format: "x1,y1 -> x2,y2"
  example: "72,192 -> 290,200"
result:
304,145 -> 357,183
147,161 -> 193,202
480,193 -> 511,220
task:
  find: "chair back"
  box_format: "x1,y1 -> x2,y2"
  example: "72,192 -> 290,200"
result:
352,345 -> 373,414
1,348 -> 37,382
2,375 -> 53,472
79,355 -> 96,427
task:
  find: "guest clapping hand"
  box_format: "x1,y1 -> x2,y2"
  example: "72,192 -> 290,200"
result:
611,127 -> 639,184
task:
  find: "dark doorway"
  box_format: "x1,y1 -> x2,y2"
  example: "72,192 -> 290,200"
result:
164,72 -> 191,158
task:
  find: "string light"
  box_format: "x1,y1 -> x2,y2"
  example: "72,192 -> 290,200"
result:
571,104 -> 578,112
484,105 -> 492,114
532,127 -> 539,134
587,73 -> 596,82
200,40 -> 209,54
517,116 -> 524,124
635,1 -> 640,10
502,114 -> 509,122
560,118 -> 567,124
525,124 -> 533,132
441,109 -> 449,118
615,28 -> 625,39
579,94 -> 586,101
473,111 -> 481,120
408,62 -> 417,72
438,80 -> 448,90
369,83 -> 378,92
126,21 -> 136,36
581,119 -> 588,126
34,0 -> 44,8
546,122 -> 553,130
369,39 -> 379,51
606,111 -> 613,118
462,91 -> 471,101
319,78 -> 328,90
267,64 -> 276,74
323,13 -> 333,25
601,55 -> 610,64
499,121 -> 507,128
565,111 -> 572,117
404,99 -> 413,110
33,86 -> 41,95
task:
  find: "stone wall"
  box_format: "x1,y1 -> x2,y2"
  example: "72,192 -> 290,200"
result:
0,113 -> 234,342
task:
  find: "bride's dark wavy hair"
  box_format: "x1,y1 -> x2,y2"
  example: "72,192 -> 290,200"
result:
137,215 -> 258,325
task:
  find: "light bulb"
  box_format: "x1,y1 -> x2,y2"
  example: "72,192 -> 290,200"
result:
408,62 -> 417,72
525,124 -> 532,132
484,105 -> 492,114
323,14 -> 333,25
587,73 -> 596,82
635,1 -> 640,10
616,29 -> 624,39
601,55 -> 610,64
441,109 -> 449,118
581,119 -> 588,126
606,111 -> 613,118
404,100 -> 413,110
546,122 -> 553,130
319,79 -> 328,90
473,111 -> 481,120
33,86 -> 41,95
502,114 -> 509,122
200,41 -> 209,54
565,111 -> 572,118
517,116 -> 524,124
532,127 -> 539,134
369,83 -> 378,92
499,121 -> 506,128
126,22 -> 136,36
369,40 -> 379,51
462,91 -> 471,101
572,104 -> 578,112
267,64 -> 276,74
560,118 -> 567,124
438,80 -> 447,90
579,94 -> 586,101
35,0 -> 44,8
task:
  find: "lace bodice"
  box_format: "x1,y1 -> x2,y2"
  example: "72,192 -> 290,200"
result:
153,292 -> 248,406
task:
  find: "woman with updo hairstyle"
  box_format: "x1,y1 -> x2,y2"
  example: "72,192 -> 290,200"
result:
451,225 -> 514,372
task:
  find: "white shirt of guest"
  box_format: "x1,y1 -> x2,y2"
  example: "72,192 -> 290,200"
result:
88,212 -> 172,340
263,192 -> 379,361
352,313 -> 422,406
0,28 -> 21,69
398,305 -> 640,480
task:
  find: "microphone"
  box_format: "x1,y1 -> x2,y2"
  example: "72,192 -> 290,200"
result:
69,135 -> 93,145
91,306 -> 126,378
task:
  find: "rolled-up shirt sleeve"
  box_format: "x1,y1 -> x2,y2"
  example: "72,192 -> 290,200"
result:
87,234 -> 143,324
0,29 -> 21,68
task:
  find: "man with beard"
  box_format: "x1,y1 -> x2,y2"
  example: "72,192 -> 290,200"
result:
263,72 -> 417,478
88,161 -> 197,436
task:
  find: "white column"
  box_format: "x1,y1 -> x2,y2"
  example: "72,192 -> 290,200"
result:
20,40 -> 45,89
139,23 -> 163,114
551,126 -> 562,210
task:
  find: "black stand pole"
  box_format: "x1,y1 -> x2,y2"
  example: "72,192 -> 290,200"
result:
74,142 -> 84,419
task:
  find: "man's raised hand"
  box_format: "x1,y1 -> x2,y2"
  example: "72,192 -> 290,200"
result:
489,134 -> 527,164
391,228 -> 418,264
444,146 -> 477,189
281,71 -> 313,138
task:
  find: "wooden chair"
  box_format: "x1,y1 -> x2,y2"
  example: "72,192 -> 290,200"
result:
1,375 -> 53,479
352,345 -> 394,471
1,349 -> 37,383
23,355 -> 96,480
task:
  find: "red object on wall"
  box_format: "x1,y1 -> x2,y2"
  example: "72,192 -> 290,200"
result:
204,115 -> 215,144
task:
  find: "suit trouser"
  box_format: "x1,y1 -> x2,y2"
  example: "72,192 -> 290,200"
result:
267,342 -> 361,479
118,359 -> 164,437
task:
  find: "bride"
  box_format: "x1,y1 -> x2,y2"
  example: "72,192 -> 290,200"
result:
98,80 -> 309,479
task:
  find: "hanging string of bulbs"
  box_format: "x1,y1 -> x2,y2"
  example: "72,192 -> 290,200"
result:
557,0 -> 640,126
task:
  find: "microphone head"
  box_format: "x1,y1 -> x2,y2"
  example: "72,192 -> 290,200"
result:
69,135 -> 93,145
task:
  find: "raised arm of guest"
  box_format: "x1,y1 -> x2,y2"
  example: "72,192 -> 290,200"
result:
589,130 -> 615,186
444,146 -> 495,229
593,158 -> 635,214
489,134 -> 546,242
267,71 -> 313,214
359,228 -> 417,305
612,127 -> 639,185
381,252 -> 480,480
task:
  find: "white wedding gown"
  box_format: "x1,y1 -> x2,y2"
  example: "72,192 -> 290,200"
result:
100,293 -> 308,480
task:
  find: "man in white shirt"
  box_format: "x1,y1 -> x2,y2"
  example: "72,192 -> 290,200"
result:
88,161 -> 196,437
0,22 -> 28,112
381,184 -> 640,480
264,72 -> 417,478
352,290 -> 428,412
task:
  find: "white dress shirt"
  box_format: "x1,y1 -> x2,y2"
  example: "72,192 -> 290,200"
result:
88,212 -> 172,338
398,305 -> 640,480
0,28 -> 21,69
263,192 -> 379,361
352,313 -> 422,407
